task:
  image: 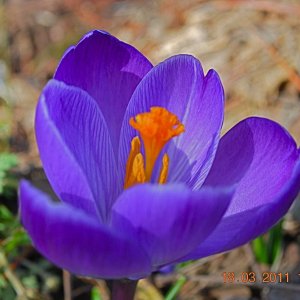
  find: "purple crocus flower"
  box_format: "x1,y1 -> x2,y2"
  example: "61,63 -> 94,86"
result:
19,30 -> 300,280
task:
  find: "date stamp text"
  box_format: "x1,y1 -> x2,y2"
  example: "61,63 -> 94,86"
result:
223,272 -> 290,284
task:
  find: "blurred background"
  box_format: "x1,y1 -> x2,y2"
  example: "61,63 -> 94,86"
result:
1,0 -> 300,299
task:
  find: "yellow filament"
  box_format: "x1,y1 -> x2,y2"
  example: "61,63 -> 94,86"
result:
124,106 -> 184,188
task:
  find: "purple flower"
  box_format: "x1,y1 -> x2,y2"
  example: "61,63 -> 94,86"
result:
19,30 -> 300,279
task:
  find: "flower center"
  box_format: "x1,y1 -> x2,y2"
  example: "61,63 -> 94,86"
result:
124,106 -> 184,189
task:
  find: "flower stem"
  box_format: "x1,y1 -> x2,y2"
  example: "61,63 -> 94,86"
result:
110,279 -> 138,300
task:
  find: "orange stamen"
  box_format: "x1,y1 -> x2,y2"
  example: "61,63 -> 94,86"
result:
158,153 -> 169,184
124,137 -> 146,189
124,107 -> 184,188
129,107 -> 184,181
124,136 -> 140,186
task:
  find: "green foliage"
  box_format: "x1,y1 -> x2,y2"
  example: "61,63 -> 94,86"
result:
0,152 -> 18,196
162,260 -> 193,299
91,286 -> 103,300
252,221 -> 283,265
164,275 -> 187,300
0,146 -> 24,254
0,204 -> 30,255
175,260 -> 193,270
0,153 -> 17,173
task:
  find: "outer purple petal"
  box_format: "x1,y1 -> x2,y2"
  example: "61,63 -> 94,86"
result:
54,30 -> 153,153
184,117 -> 300,260
19,180 -> 151,279
36,79 -> 119,222
119,55 -> 224,188
111,184 -> 234,268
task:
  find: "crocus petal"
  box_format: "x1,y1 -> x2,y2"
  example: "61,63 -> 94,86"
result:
36,79 -> 119,222
54,30 -> 153,153
19,180 -> 151,279
111,183 -> 234,268
119,55 -> 224,188
184,117 -> 300,260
